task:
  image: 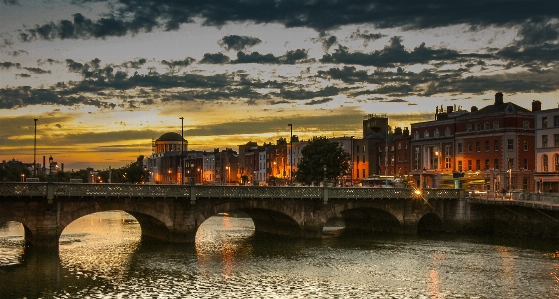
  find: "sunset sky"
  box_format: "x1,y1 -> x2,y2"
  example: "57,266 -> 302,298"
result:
1,0 -> 558,170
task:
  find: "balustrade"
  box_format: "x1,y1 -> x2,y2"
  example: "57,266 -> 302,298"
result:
0,183 -> 463,200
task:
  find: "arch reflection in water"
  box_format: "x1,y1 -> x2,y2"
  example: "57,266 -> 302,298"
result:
59,211 -> 142,280
195,214 -> 255,277
0,221 -> 25,266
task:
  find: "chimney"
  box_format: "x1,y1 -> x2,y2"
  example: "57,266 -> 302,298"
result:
495,92 -> 504,106
471,106 -> 478,113
447,106 -> 453,113
394,127 -> 403,136
532,100 -> 541,112
403,127 -> 410,137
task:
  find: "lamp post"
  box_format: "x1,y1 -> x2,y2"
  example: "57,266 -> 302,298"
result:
33,118 -> 38,177
225,166 -> 230,185
180,117 -> 184,185
323,164 -> 327,187
288,123 -> 293,185
48,155 -> 53,183
422,167 -> 427,189
21,174 -> 25,182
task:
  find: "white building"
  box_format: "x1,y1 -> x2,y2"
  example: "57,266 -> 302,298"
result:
534,105 -> 559,192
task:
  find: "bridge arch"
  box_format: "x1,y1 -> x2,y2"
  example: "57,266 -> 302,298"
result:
0,217 -> 39,247
324,201 -> 404,234
58,202 -> 174,243
417,212 -> 443,233
195,200 -> 304,238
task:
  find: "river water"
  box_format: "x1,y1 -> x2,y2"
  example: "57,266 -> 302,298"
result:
0,211 -> 558,298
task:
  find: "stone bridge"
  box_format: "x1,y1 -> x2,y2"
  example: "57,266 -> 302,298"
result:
0,183 -> 557,250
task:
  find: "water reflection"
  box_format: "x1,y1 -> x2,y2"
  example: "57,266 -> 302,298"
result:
0,212 -> 558,298
195,215 -> 255,278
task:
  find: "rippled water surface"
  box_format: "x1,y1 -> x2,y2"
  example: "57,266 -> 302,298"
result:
1,211 -> 558,298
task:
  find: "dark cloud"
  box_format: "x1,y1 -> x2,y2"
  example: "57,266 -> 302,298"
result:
273,86 -> 343,100
23,67 -> 51,74
231,49 -> 311,64
200,53 -> 231,64
218,35 -> 261,51
0,61 -> 21,69
350,29 -> 385,46
320,37 -> 478,67
322,36 -> 338,51
305,97 -> 333,105
161,57 -> 195,72
18,1 -> 559,43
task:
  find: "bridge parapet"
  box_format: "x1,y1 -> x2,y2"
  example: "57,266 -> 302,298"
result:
0,183 -> 465,200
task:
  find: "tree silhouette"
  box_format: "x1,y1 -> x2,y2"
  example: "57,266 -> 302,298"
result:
295,136 -> 350,186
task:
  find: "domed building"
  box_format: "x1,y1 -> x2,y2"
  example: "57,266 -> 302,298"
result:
147,132 -> 188,184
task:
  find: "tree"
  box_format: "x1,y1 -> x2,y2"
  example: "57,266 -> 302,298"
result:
295,136 -> 351,186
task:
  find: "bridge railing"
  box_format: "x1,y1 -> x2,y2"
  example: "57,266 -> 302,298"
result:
0,183 -> 463,200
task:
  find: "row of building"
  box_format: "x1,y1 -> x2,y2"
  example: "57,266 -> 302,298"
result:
146,93 -> 558,192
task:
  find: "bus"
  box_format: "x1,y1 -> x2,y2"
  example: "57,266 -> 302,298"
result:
438,171 -> 486,191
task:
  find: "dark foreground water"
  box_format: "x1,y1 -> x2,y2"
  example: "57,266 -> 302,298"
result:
0,211 -> 558,299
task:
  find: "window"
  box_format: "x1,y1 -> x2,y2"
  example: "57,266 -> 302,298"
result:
523,120 -> 529,130
414,131 -> 419,140
494,159 -> 499,170
523,158 -> 528,169
475,123 -> 481,132
555,134 -> 559,147
485,159 -> 490,170
362,169 -> 365,177
523,178 -> 529,190
494,140 -> 499,151
493,121 -> 499,130
458,160 -> 463,172
445,157 -> 451,169
405,142 -> 408,149
476,141 -> 480,152
445,145 -> 450,156
507,159 -> 514,169
543,155 -> 548,171
484,122 -> 490,131
445,127 -> 450,136
542,117 -> 548,129
468,142 -> 472,153
467,124 -> 472,132
363,155 -> 365,162
476,160 -> 480,171
524,140 -> 528,151
363,145 -> 366,152
555,154 -> 559,172
507,139 -> 514,150
542,135 -> 548,148
555,115 -> 559,127
434,129 -> 440,138
457,142 -> 463,153
398,143 -> 401,150
485,141 -> 490,152
424,130 -> 429,138
397,154 -> 401,163
356,145 -> 359,153
467,160 -> 472,171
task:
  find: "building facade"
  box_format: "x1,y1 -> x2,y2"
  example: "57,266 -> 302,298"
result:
534,105 -> 559,192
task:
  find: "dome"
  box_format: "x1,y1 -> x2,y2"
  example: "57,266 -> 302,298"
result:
157,132 -> 185,142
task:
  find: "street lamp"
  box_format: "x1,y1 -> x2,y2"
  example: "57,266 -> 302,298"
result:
288,123 -> 293,186
21,173 -> 25,182
422,167 -> 427,189
225,166 -> 230,185
180,117 -> 184,185
48,155 -> 53,183
33,118 -> 37,177
323,164 -> 327,187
